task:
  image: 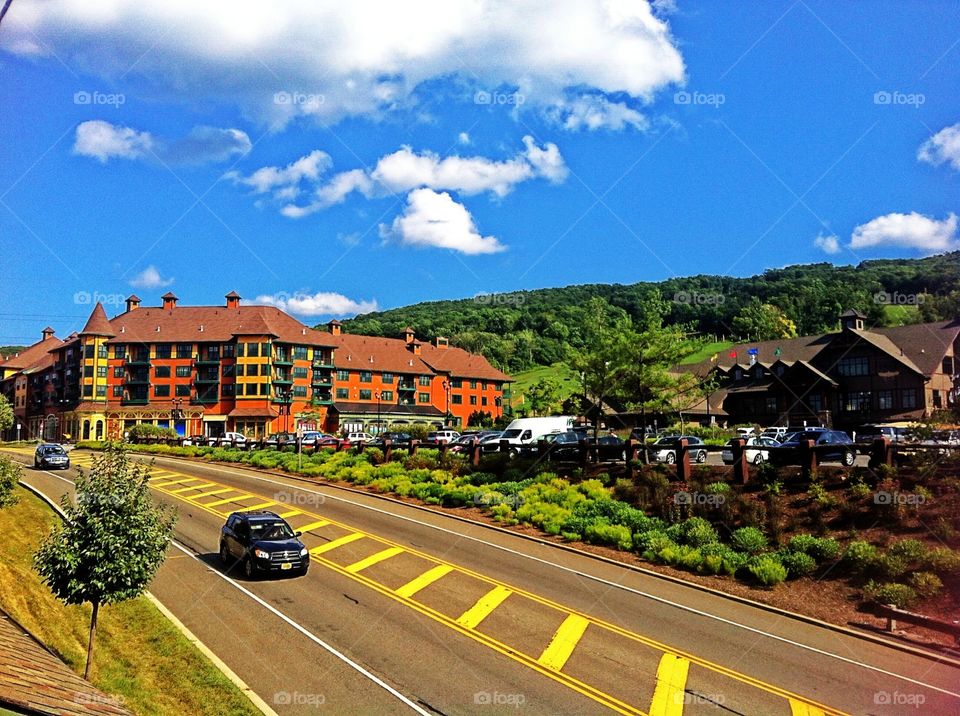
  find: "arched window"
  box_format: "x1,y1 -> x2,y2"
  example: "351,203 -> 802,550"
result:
82,420 -> 91,441
95,420 -> 104,440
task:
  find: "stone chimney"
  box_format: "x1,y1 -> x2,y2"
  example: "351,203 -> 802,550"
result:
327,319 -> 342,336
41,326 -> 55,340
225,290 -> 241,309
402,326 -> 415,344
161,292 -> 178,310
435,336 -> 449,349
125,294 -> 141,312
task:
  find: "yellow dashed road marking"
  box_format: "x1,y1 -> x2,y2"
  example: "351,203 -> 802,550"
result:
457,585 -> 512,629
192,487 -> 233,499
170,482 -> 215,494
204,494 -> 251,507
344,546 -> 405,574
791,700 -> 826,716
244,500 -> 277,510
279,509 -> 303,519
394,565 -> 454,599
296,519 -> 330,533
309,532 -> 365,555
538,614 -> 591,672
649,654 -> 690,716
153,478 -> 199,488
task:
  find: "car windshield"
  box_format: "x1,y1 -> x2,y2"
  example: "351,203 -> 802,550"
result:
502,429 -> 522,438
43,446 -> 66,455
250,520 -> 294,541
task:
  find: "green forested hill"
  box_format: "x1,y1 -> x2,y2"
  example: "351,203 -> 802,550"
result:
337,252 -> 960,373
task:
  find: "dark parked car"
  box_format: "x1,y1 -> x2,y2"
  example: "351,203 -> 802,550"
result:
264,432 -> 298,448
769,429 -> 856,467
34,443 -> 70,469
651,435 -> 708,464
368,432 -> 412,448
219,510 -> 309,578
520,431 -> 627,461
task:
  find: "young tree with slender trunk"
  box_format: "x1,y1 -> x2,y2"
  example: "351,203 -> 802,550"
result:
34,444 -> 176,678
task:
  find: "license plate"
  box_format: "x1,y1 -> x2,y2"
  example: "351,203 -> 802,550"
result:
280,562 -> 292,570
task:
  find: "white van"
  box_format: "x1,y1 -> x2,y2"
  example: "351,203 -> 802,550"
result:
500,416 -> 574,447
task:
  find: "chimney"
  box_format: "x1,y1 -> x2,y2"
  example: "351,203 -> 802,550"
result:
161,291 -> 178,310
435,336 -> 449,349
402,326 -> 415,344
125,294 -> 141,312
41,326 -> 55,341
225,290 -> 241,309
408,340 -> 422,356
327,319 -> 342,336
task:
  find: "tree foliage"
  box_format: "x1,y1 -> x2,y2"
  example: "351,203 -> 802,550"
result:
34,445 -> 177,677
0,394 -> 13,433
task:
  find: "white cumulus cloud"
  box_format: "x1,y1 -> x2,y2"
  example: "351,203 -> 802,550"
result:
129,265 -> 174,289
253,291 -> 378,316
547,94 -> 649,131
3,1 -> 684,128
380,188 -> 506,255
850,212 -> 958,253
74,120 -> 153,162
918,123 -> 960,171
74,120 -> 249,164
225,149 -> 332,196
813,234 -> 841,255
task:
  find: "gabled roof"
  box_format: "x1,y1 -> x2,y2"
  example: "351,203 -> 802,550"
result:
872,319 -> 960,376
330,334 -> 435,375
419,343 -> 512,382
79,303 -> 115,337
846,329 -> 924,375
0,333 -> 63,371
104,305 -> 337,347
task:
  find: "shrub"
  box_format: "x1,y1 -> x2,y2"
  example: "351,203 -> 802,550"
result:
807,537 -> 841,561
887,539 -> 928,564
128,423 -> 177,440
700,543 -> 747,576
747,555 -> 787,586
786,534 -> 818,555
679,517 -> 719,547
874,553 -> 909,580
908,571 -> 943,599
780,551 -> 817,578
0,455 -> 21,508
731,527 -> 767,554
704,481 -> 731,496
863,581 -> 917,609
674,545 -> 704,571
841,540 -> 878,575
583,521 -> 633,551
924,547 -> 960,576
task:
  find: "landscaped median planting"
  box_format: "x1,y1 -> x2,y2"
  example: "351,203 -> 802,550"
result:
84,442 -> 960,621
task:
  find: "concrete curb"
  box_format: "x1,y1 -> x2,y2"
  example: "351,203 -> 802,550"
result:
17,477 -> 278,716
87,448 -> 960,667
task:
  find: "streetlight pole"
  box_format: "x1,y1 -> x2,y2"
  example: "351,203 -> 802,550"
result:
376,390 -> 381,436
442,380 -> 450,427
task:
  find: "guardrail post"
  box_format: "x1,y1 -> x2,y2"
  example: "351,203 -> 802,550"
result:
677,438 -> 692,481
870,437 -> 893,468
537,438 -> 548,460
471,439 -> 482,467
885,604 -> 897,632
355,440 -> 364,454
499,439 -> 510,455
626,439 -> 637,479
384,438 -> 393,462
438,443 -> 448,461
579,439 -> 589,471
732,438 -> 749,484
801,439 -> 817,480
409,439 -> 419,456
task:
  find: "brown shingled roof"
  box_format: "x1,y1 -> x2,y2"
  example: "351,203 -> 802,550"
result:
0,333 -> 63,371
331,334 -> 435,374
873,319 -> 960,376
104,305 -> 337,347
79,303 -> 115,337
420,343 -> 511,382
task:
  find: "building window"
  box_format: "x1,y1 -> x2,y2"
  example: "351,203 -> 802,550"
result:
469,380 -> 477,389
235,342 -> 245,358
877,390 -> 893,410
293,367 -> 308,378
84,344 -> 95,358
360,371 -> 373,383
113,366 -> 124,378
97,366 -> 108,378
359,389 -> 372,400
222,343 -> 235,358
416,375 -> 429,386
246,342 -> 259,357
838,357 -> 869,377
380,390 -> 394,402
842,391 -> 871,411
481,397 -> 488,406
176,366 -> 191,378
176,344 -> 192,359
155,344 -> 171,359
336,388 -> 349,399
261,342 -> 272,357
155,385 -> 170,398
222,363 -> 235,378
245,364 -> 258,377
337,370 -> 350,381
293,346 -> 308,360
382,373 -> 394,384
901,388 -> 918,409
260,383 -> 270,396
452,395 -> 462,404
98,344 -> 108,359
113,345 -> 126,359
933,390 -> 942,409
176,384 -> 191,397
943,356 -> 954,376
222,383 -> 235,397
418,392 -> 430,403
96,385 -> 106,397
450,378 -> 462,388
113,386 -> 123,397
155,366 -> 171,378
83,385 -> 93,397
83,366 -> 93,377
765,397 -> 777,413
293,385 -> 308,398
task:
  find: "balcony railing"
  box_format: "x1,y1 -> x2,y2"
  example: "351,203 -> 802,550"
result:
123,375 -> 150,385
273,354 -> 294,366
397,382 -> 416,391
121,397 -> 149,405
311,377 -> 333,388
311,360 -> 335,369
194,353 -> 221,364
195,376 -> 220,384
126,355 -> 151,366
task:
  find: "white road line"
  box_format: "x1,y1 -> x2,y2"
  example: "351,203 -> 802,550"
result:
19,468 -> 431,716
144,456 -> 960,701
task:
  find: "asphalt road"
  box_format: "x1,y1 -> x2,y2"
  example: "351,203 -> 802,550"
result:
8,447 -> 959,715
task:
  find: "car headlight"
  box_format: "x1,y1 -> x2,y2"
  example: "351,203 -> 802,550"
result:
300,547 -> 308,557
253,549 -> 270,559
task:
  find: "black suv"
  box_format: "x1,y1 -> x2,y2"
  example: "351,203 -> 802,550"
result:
219,511 -> 309,578
34,443 -> 70,470
770,429 -> 855,467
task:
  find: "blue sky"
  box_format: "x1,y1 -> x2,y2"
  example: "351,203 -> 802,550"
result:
1,1 -> 958,344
